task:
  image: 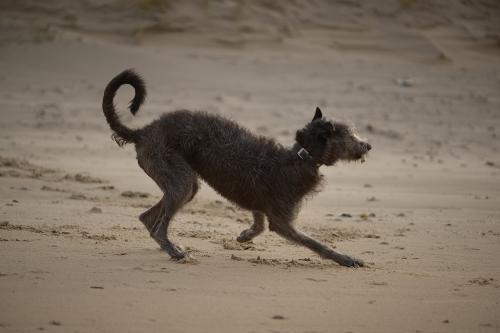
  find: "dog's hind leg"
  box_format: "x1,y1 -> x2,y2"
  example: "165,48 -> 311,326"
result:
139,178 -> 197,237
138,151 -> 198,260
139,198 -> 164,232
150,202 -> 185,260
237,211 -> 265,243
268,213 -> 364,268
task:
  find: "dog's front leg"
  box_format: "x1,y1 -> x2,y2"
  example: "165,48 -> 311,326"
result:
268,216 -> 364,267
237,211 -> 265,242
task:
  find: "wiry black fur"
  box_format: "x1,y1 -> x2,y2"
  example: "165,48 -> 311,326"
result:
138,111 -> 321,214
102,70 -> 371,267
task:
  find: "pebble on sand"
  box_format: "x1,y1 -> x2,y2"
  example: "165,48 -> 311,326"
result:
89,206 -> 102,213
272,315 -> 286,320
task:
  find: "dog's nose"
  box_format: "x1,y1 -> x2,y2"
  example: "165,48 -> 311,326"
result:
366,143 -> 372,151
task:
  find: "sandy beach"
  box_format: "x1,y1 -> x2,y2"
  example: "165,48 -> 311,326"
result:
1,1 -> 500,332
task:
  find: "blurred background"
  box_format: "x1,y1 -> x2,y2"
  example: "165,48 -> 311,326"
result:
1,0 -> 499,197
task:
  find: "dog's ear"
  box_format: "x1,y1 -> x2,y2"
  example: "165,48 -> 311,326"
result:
312,107 -> 322,121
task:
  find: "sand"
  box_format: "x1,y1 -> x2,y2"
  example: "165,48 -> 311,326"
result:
1,1 -> 500,332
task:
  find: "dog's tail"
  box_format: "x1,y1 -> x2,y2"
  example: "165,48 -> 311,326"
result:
102,69 -> 146,146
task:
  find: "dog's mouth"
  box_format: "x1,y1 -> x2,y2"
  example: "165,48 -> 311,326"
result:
357,142 -> 371,163
324,142 -> 371,165
349,150 -> 369,163
354,155 -> 366,163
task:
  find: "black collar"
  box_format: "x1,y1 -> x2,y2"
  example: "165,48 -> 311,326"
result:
293,143 -> 320,167
297,146 -> 311,160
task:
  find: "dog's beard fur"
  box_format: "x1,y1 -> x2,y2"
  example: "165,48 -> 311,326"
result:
321,136 -> 370,165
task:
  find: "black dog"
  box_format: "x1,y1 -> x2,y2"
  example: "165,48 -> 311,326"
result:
102,70 -> 371,267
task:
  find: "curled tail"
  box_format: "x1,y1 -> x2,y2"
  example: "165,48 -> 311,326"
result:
102,69 -> 146,146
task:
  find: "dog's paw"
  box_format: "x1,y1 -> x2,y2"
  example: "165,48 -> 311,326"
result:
236,230 -> 253,243
337,255 -> 364,268
236,235 -> 249,243
169,251 -> 186,261
175,253 -> 198,264
161,243 -> 187,260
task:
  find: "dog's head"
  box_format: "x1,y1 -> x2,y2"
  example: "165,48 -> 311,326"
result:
295,107 -> 371,166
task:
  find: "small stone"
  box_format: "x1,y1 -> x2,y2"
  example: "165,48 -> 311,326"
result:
395,78 -> 415,87
98,185 -> 115,190
371,281 -> 388,286
69,194 -> 86,200
121,191 -> 150,198
230,254 -> 244,261
89,207 -> 102,214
